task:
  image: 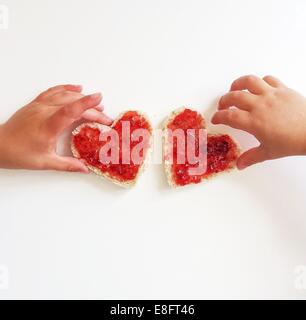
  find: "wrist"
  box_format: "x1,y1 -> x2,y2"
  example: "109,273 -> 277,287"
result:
0,124 -> 6,168
0,123 -> 11,169
301,139 -> 306,156
297,127 -> 306,156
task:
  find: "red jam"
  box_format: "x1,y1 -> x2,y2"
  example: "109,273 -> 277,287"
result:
167,109 -> 205,131
73,111 -> 152,182
167,109 -> 238,186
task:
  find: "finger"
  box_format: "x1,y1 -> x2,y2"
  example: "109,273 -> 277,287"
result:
48,93 -> 102,135
43,155 -> 89,173
49,92 -> 84,106
237,146 -> 267,170
230,75 -> 270,94
263,75 -> 286,88
82,109 -> 113,125
211,109 -> 252,131
50,92 -> 105,109
36,84 -> 83,101
218,91 -> 256,111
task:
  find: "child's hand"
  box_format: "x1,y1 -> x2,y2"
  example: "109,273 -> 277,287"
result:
212,75 -> 306,169
0,85 -> 112,172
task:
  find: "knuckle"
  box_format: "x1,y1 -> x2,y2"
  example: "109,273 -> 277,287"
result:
227,110 -> 239,122
263,75 -> 273,81
230,91 -> 241,100
262,90 -> 277,106
229,110 -> 239,121
245,75 -> 257,83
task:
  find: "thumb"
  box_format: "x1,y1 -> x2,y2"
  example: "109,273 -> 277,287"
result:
237,146 -> 267,170
44,155 -> 89,173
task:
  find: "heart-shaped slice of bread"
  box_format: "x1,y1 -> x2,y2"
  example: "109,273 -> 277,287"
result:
163,108 -> 239,187
72,111 -> 153,188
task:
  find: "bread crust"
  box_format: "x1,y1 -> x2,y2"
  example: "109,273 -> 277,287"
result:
71,111 -> 153,188
162,107 -> 187,188
162,107 -> 240,187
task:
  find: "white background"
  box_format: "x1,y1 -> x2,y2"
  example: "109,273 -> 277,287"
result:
0,0 -> 306,299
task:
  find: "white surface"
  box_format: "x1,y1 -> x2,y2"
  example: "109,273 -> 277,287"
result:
0,0 -> 306,299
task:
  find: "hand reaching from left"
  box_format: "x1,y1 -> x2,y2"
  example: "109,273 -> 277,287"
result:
0,84 -> 112,172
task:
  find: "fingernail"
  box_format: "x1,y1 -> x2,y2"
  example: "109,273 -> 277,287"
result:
90,92 -> 102,100
79,167 -> 90,174
79,160 -> 90,173
237,163 -> 246,170
66,84 -> 83,91
101,114 -> 113,125
211,117 -> 218,124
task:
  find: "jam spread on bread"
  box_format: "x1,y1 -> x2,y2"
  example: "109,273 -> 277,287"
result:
166,108 -> 238,186
206,135 -> 238,176
73,111 -> 152,182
